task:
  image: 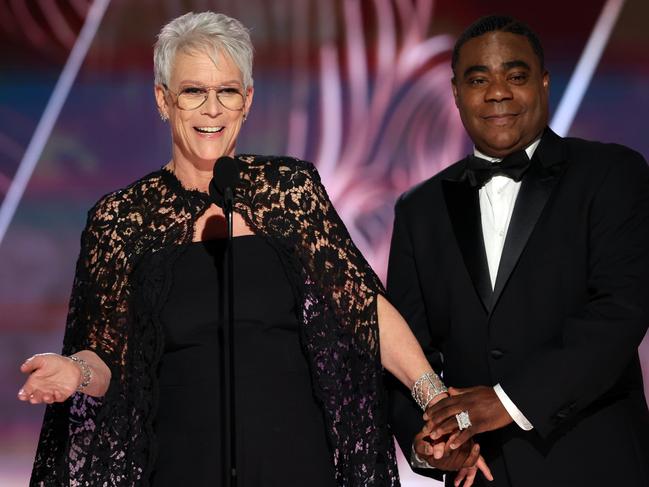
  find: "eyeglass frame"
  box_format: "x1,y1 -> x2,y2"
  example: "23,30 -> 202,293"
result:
162,83 -> 247,112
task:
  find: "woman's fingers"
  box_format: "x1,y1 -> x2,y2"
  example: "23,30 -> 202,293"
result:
454,445 -> 483,487
17,355 -> 76,404
448,386 -> 468,396
476,455 -> 494,481
431,439 -> 446,460
17,374 -> 38,401
454,467 -> 469,487
458,466 -> 478,487
20,355 -> 41,374
29,389 -> 45,404
21,385 -> 67,404
18,374 -> 74,404
454,466 -> 478,487
17,387 -> 29,401
467,467 -> 478,486
462,443 -> 481,468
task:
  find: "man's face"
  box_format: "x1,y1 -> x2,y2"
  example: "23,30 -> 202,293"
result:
452,31 -> 549,158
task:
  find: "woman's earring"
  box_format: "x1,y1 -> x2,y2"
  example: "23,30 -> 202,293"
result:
160,112 -> 168,122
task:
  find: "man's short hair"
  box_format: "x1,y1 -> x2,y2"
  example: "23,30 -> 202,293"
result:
451,15 -> 545,76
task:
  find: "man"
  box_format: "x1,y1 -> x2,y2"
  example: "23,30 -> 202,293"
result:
387,15 -> 649,487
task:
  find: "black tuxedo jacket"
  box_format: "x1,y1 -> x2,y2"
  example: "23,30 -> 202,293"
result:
387,129 -> 649,487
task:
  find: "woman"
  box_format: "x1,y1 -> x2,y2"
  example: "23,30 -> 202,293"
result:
18,11 -> 489,486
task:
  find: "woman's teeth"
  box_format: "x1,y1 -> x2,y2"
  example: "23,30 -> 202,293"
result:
195,126 -> 224,133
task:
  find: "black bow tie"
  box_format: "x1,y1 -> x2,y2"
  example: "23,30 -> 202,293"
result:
463,150 -> 531,188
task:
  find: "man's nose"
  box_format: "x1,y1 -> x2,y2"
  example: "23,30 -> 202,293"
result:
485,77 -> 513,102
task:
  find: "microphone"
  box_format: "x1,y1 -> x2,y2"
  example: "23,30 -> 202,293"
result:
209,156 -> 240,210
208,156 -> 241,486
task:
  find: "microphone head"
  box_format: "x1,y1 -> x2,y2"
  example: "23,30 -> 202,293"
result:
209,156 -> 240,208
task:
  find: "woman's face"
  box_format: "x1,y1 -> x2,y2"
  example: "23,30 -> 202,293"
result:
155,49 -> 253,170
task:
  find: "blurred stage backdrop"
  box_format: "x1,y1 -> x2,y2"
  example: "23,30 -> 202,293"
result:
1,0 -> 648,485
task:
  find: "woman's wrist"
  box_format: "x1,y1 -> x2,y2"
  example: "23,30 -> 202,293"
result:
411,370 -> 448,411
67,355 -> 93,392
428,391 -> 448,406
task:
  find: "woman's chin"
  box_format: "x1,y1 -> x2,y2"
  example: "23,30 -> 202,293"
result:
187,150 -> 233,167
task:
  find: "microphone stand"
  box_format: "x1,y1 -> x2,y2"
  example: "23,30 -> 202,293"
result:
224,186 -> 237,487
210,157 -> 239,487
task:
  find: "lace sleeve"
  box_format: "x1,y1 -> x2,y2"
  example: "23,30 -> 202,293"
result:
62,193 -> 131,375
31,192 -> 137,486
236,157 -> 397,484
31,170 -> 208,486
285,161 -> 385,351
292,162 -> 398,483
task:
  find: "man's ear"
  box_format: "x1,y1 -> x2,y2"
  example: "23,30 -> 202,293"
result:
542,70 -> 550,91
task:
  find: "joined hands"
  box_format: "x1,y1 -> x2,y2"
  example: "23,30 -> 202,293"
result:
413,387 -> 507,485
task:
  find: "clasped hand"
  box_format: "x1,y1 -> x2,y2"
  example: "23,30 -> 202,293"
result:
424,386 -> 513,450
415,385 -> 517,484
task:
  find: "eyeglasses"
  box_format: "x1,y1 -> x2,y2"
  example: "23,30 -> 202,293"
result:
163,83 -> 246,111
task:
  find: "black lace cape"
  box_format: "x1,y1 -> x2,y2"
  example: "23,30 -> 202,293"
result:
30,155 -> 399,486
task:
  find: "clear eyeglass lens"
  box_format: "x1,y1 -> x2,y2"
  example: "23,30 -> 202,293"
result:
177,87 -> 244,111
218,90 -> 245,110
177,91 -> 207,110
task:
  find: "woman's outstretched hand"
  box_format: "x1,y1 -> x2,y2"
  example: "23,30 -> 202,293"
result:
17,350 -> 111,403
18,353 -> 81,404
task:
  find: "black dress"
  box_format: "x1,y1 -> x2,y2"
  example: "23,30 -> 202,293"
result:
31,160 -> 397,486
151,236 -> 336,486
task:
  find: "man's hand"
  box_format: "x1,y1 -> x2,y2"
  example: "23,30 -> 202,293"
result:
413,430 -> 493,486
424,386 -> 513,450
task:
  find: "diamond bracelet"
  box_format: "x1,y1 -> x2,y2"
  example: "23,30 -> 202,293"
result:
68,355 -> 92,392
411,371 -> 448,411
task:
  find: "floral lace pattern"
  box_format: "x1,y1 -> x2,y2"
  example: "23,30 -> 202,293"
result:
30,155 -> 398,486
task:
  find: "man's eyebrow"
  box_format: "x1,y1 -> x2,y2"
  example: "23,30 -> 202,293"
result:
503,60 -> 531,70
461,59 -> 532,79
462,65 -> 489,78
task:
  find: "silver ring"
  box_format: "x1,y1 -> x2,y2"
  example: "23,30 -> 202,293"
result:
456,410 -> 472,430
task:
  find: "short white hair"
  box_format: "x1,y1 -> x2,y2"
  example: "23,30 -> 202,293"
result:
154,11 -> 254,89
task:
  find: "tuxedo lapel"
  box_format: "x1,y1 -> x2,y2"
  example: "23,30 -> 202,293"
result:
442,171 -> 492,313
491,129 -> 567,311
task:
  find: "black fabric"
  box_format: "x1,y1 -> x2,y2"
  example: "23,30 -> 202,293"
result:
440,180 -> 492,312
30,155 -> 398,486
151,237 -> 336,486
387,129 -> 649,486
462,150 -> 531,187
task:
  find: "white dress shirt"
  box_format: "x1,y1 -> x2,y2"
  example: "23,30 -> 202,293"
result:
476,140 -> 541,432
